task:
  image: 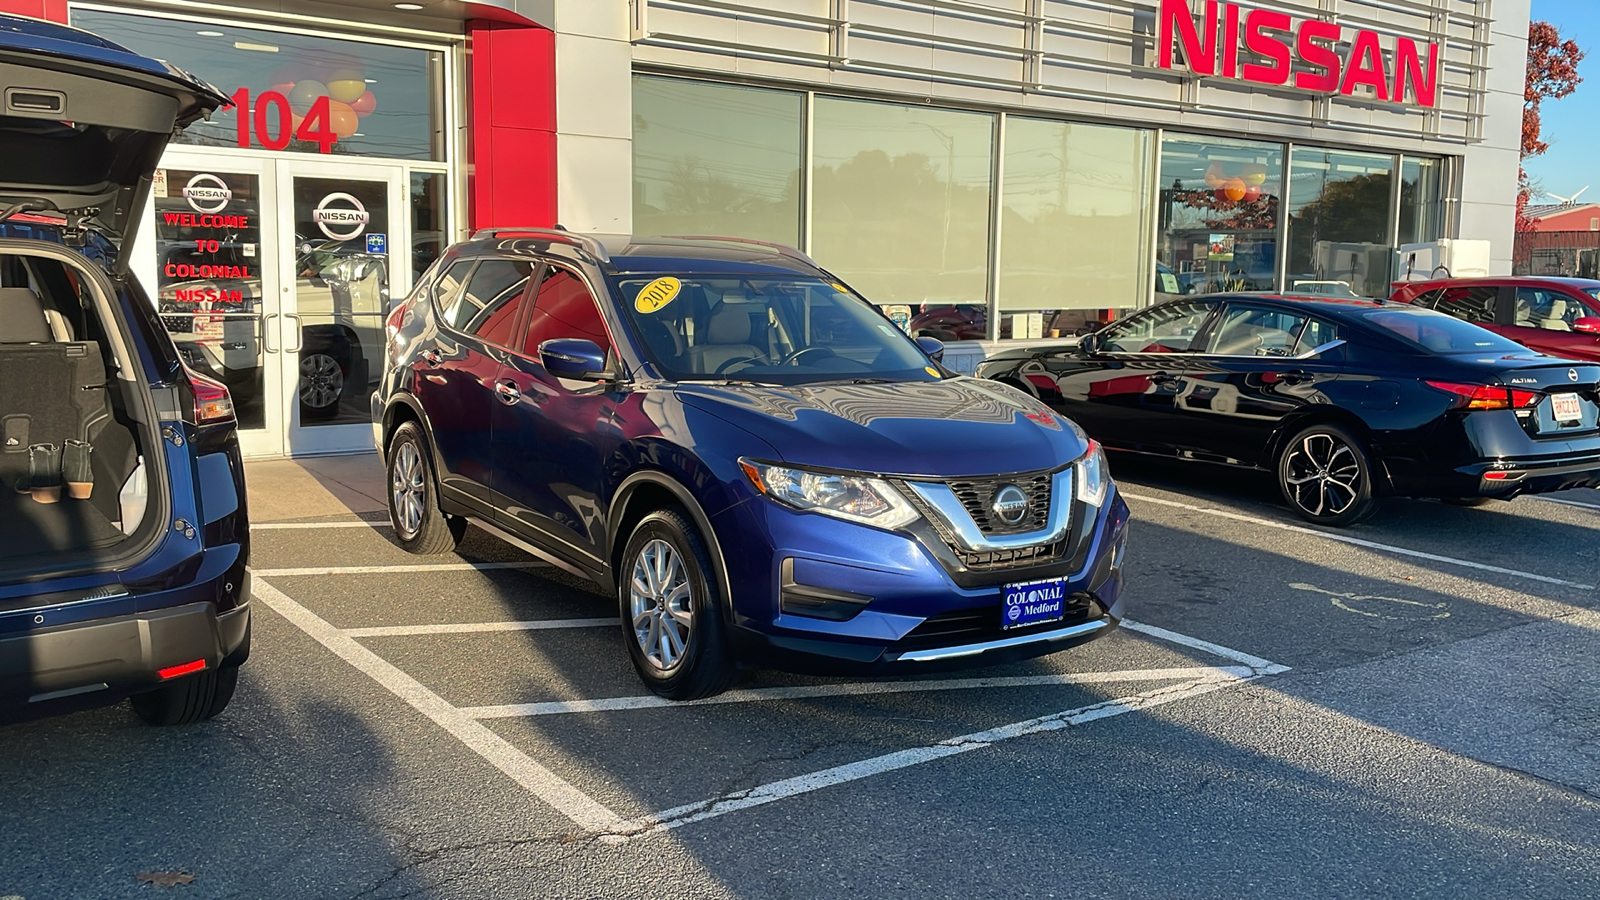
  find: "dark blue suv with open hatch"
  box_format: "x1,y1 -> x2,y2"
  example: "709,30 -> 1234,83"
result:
374,230 -> 1130,699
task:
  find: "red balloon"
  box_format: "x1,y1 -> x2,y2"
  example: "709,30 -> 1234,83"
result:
1215,188 -> 1231,203
351,90 -> 377,117
1243,184 -> 1262,202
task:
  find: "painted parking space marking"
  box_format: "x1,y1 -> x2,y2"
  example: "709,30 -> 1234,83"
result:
252,561 -> 547,578
460,665 -> 1260,718
252,521 -> 391,530
1290,582 -> 1450,620
251,578 -> 627,833
1122,491 -> 1596,590
256,569 -> 1289,837
344,618 -> 615,638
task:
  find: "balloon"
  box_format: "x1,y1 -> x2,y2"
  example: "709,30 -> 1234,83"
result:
269,82 -> 296,97
1244,165 -> 1268,187
1215,188 -> 1231,203
328,100 -> 359,138
1223,177 -> 1247,202
1243,184 -> 1262,202
1203,163 -> 1225,189
289,79 -> 327,113
351,90 -> 377,117
329,78 -> 366,103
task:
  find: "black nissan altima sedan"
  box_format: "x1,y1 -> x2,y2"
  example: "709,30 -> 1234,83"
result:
978,294 -> 1600,526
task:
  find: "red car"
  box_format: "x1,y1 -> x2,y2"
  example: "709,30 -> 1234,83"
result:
1390,277 -> 1600,362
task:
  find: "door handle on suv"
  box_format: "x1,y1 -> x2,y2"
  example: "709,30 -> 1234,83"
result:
421,349 -> 443,366
494,380 -> 521,405
1277,370 -> 1313,385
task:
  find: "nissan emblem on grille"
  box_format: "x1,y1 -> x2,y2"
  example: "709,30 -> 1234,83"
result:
991,485 -> 1028,526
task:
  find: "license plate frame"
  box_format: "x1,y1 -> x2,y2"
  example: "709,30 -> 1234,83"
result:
1001,577 -> 1069,631
1551,392 -> 1583,425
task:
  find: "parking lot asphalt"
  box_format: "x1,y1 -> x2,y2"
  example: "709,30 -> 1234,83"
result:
4,453 -> 1599,899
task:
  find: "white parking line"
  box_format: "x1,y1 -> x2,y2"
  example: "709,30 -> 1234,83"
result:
253,521 -> 391,530
1123,491 -> 1596,590
250,561 -> 547,578
461,665 -> 1258,718
346,618 -> 615,638
1533,495 -> 1600,511
252,578 -> 626,833
1121,619 -> 1290,673
605,673 -> 1253,841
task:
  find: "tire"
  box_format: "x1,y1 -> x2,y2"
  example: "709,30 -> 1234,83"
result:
619,506 -> 737,700
387,421 -> 467,555
298,349 -> 347,420
1443,496 -> 1496,508
130,664 -> 238,726
1277,423 -> 1378,527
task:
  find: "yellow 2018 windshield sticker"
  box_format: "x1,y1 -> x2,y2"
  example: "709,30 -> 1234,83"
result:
925,366 -> 941,378
635,277 -> 682,314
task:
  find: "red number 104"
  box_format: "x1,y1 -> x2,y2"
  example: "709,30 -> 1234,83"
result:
230,88 -> 336,154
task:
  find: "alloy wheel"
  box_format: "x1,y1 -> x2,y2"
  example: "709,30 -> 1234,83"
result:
1283,432 -> 1362,519
300,353 -> 345,409
391,440 -> 425,539
629,538 -> 693,672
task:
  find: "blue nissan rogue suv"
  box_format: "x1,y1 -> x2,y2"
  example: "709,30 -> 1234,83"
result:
374,230 -> 1130,699
0,16 -> 248,725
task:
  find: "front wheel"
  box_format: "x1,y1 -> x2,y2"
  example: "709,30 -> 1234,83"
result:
1277,423 -> 1378,527
130,664 -> 238,726
387,421 -> 467,554
620,507 -> 737,700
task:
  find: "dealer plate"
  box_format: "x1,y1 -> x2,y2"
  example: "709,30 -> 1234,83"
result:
1551,392 -> 1583,424
1001,577 -> 1068,630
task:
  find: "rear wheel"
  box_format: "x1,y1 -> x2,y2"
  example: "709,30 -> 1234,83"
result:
620,507 -> 736,700
387,421 -> 466,554
130,664 -> 238,726
1277,424 -> 1377,527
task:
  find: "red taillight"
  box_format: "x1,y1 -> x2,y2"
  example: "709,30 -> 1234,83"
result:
1483,471 -> 1513,481
157,659 -> 207,680
1425,381 -> 1541,411
185,367 -> 236,425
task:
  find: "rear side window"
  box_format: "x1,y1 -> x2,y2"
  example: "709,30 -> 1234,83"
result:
1295,318 -> 1343,354
522,266 -> 613,358
446,259 -> 534,346
1431,286 -> 1498,324
1514,287 -> 1592,331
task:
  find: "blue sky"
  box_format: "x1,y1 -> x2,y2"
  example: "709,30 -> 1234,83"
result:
1525,0 -> 1600,200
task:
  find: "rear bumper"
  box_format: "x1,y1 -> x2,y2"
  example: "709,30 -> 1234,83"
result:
1466,456 -> 1600,498
0,600 -> 249,720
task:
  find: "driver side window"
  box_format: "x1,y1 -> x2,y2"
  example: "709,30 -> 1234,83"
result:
521,264 -> 613,359
1097,301 -> 1214,353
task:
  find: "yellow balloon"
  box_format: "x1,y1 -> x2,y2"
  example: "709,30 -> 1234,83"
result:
1244,166 -> 1268,187
328,79 -> 366,104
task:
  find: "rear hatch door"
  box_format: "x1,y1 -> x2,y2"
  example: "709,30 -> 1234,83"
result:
0,15 -> 227,263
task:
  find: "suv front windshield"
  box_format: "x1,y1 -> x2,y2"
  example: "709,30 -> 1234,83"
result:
613,275 -> 937,384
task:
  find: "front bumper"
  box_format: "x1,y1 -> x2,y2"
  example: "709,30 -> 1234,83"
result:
716,485 -> 1130,673
0,601 -> 249,720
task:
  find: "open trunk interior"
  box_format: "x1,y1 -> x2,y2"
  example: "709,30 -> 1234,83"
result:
0,246 -> 155,572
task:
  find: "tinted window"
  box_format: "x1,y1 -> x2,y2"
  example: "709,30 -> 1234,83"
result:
1514,288 -> 1593,331
1097,301 -> 1213,353
1432,286 -> 1497,324
523,266 -> 613,358
1207,306 -> 1308,357
448,259 -> 533,345
1295,318 -> 1343,354
1359,308 -> 1525,355
432,259 -> 472,320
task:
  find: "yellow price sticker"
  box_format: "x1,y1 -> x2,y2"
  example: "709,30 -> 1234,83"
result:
635,276 -> 682,314
925,366 -> 941,378
831,282 -> 850,294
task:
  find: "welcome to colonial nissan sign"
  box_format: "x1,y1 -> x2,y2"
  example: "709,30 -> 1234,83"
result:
1156,0 -> 1442,108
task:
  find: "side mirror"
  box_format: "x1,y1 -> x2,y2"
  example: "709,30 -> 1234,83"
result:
1077,333 -> 1101,355
914,335 -> 945,363
1574,317 -> 1600,335
540,338 -> 608,380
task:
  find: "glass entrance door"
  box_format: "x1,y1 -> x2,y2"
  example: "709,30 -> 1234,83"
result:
278,161 -> 408,455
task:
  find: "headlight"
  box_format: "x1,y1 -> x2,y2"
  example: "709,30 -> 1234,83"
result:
1076,439 -> 1110,508
739,459 -> 920,529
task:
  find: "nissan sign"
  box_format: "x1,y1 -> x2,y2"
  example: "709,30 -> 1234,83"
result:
314,192 -> 370,241
183,174 -> 233,214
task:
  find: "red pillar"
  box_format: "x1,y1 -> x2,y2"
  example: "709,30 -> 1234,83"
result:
466,19 -> 557,231
0,1 -> 67,22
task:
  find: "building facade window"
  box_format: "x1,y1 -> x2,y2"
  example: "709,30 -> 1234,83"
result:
1157,135 -> 1284,296
1286,148 -> 1395,299
1399,156 -> 1444,246
631,76 -> 803,246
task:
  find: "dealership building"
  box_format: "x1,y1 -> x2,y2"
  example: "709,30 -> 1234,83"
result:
0,0 -> 1529,457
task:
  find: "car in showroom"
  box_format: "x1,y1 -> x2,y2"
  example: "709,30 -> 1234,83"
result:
0,16 -> 250,724
374,230 -> 1129,700
1391,276 -> 1600,363
978,294 -> 1600,526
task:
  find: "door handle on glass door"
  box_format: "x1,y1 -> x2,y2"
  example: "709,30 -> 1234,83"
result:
494,380 -> 521,405
284,313 -> 303,354
262,313 -> 277,354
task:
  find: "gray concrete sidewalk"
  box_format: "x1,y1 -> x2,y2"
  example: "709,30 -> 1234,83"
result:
244,452 -> 386,522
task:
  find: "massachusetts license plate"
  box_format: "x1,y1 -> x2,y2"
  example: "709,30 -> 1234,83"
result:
1551,392 -> 1583,424
1001,577 -> 1068,630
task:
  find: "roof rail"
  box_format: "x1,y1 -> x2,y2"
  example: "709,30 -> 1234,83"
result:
661,235 -> 817,267
469,226 -> 611,263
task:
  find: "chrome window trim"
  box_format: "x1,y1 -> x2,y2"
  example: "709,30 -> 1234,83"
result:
904,467 -> 1074,552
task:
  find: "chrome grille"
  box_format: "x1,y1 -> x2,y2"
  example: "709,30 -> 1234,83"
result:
944,470 -> 1054,535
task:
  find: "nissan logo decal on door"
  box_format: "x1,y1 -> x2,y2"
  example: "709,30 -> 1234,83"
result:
183,174 -> 232,214
314,192 -> 370,240
991,485 -> 1029,527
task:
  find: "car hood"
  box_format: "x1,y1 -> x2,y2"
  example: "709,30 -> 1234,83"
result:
0,14 -> 228,257
675,377 -> 1090,477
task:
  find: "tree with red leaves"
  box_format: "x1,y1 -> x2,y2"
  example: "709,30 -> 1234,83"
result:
1520,21 -> 1585,232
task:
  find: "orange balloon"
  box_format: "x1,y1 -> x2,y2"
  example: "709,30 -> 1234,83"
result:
1223,177 -> 1247,203
1203,163 -> 1225,189
328,100 -> 359,138
351,90 -> 377,117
